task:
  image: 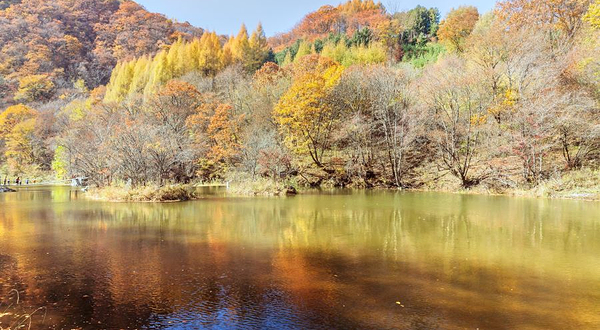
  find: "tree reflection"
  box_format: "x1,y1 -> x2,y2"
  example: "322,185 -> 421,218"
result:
0,190 -> 599,328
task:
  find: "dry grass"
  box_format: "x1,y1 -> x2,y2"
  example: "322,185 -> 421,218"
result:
515,168 -> 600,200
86,184 -> 198,202
0,290 -> 46,330
227,179 -> 294,196
225,172 -> 297,196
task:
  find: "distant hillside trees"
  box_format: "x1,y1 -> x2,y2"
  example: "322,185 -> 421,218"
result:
104,24 -> 272,103
0,0 -> 203,107
0,0 -> 597,194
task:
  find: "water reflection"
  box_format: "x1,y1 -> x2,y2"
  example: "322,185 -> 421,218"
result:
1,188 -> 599,329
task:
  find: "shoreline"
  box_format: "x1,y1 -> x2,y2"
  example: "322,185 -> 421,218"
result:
4,172 -> 598,203
74,182 -> 600,203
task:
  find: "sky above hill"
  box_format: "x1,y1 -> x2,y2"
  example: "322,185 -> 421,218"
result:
137,0 -> 498,37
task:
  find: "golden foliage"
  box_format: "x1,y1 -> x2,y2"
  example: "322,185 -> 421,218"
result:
496,0 -> 592,37
274,55 -> 344,166
438,6 -> 480,52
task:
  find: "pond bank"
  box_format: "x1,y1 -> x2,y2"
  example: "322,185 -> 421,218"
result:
79,169 -> 600,203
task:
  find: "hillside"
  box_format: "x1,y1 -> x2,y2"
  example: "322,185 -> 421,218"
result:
268,1 -> 441,66
268,0 -> 388,51
0,0 -> 597,200
0,0 -> 203,108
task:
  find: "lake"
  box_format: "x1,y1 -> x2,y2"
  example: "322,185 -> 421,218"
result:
1,186 -> 599,329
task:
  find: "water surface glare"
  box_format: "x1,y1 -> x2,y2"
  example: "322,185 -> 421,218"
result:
1,187 -> 599,329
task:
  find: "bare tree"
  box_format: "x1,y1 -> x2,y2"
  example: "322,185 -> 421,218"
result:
420,56 -> 491,188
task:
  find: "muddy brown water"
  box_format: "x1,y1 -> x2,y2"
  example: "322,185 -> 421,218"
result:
1,186 -> 599,329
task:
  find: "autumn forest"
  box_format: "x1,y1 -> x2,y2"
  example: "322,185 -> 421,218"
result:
0,0 -> 598,196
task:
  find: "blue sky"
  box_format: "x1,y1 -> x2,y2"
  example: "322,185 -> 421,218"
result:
137,0 -> 498,37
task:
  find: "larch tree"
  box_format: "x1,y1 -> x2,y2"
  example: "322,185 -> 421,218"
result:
198,32 -> 224,77
247,23 -> 271,72
128,55 -> 151,96
231,24 -> 251,62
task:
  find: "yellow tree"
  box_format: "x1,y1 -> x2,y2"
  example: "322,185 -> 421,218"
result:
281,51 -> 294,67
186,39 -> 202,71
294,40 -> 313,61
245,23 -> 271,71
0,104 -> 38,137
246,23 -> 271,72
573,0 -> 599,96
0,104 -> 39,172
274,55 -> 344,167
198,32 -> 224,77
128,55 -> 151,96
583,0 -> 600,29
14,74 -> 55,102
231,24 -> 250,62
105,61 -> 135,102
167,38 -> 185,77
5,118 -> 37,172
144,50 -> 171,97
222,36 -> 235,67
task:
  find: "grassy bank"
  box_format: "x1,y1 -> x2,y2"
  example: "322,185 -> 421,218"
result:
80,168 -> 600,202
220,172 -> 298,197
86,185 -> 198,202
226,179 -> 297,196
408,169 -> 600,201
512,169 -> 600,201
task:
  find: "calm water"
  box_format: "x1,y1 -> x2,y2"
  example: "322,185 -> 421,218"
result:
0,186 -> 599,329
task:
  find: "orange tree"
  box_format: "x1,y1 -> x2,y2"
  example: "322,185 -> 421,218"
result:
438,6 -> 480,52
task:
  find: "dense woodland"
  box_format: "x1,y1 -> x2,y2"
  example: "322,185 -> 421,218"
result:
0,0 -> 598,192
